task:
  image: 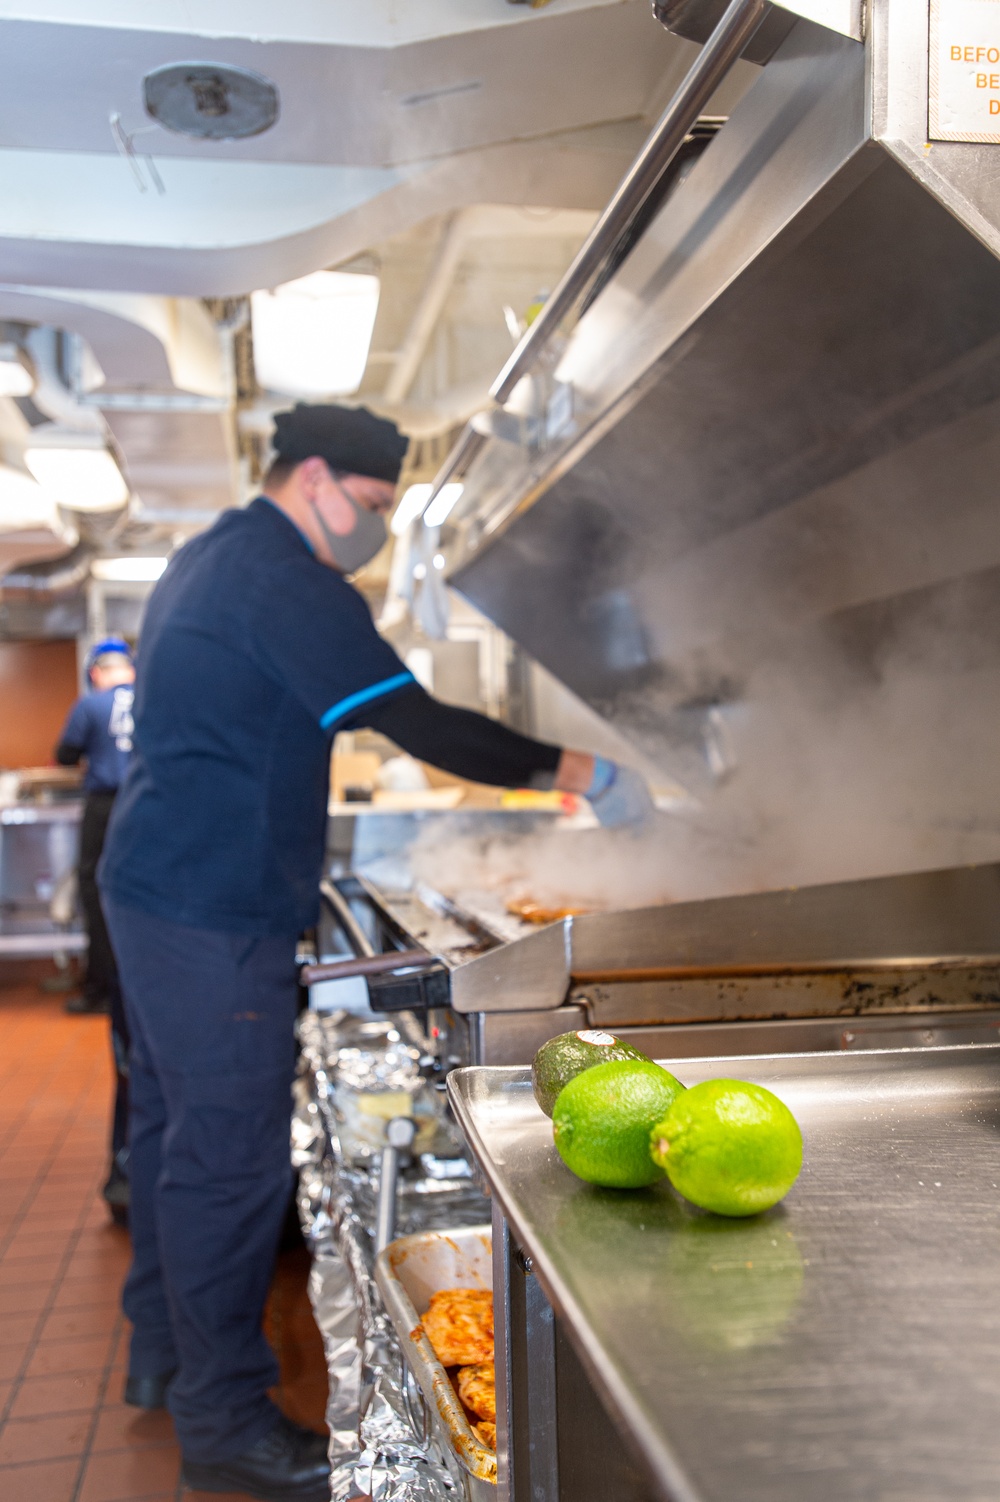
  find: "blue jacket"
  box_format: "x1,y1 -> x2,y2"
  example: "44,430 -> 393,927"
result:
57,684 -> 134,793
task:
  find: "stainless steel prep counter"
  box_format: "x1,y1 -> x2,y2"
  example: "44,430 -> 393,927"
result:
0,797 -> 85,958
449,1045 -> 1000,1502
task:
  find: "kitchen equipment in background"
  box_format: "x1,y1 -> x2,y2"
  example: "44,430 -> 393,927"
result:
293,1008 -> 490,1497
0,778 -> 85,959
334,1028 -> 443,1166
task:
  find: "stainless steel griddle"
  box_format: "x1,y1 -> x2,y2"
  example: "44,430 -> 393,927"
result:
304,861 -> 1000,1068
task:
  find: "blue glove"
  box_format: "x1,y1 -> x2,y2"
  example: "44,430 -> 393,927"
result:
585,757 -> 655,828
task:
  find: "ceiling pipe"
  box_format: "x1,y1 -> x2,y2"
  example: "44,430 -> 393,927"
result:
381,212 -> 469,405
24,327 -> 104,434
0,499 -> 130,597
1,537 -> 93,596
0,325 -> 131,598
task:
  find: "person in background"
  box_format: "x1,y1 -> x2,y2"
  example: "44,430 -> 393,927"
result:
55,637 -> 135,1225
99,403 -> 654,1502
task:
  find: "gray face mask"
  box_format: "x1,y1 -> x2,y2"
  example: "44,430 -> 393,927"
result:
310,483 -> 387,575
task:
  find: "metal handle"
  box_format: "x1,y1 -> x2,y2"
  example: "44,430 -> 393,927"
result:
571,954 -> 1000,985
400,1356 -> 431,1447
491,0 -> 769,402
422,424 -> 489,506
300,948 -> 436,986
423,0 -> 769,504
375,1115 -> 417,1253
319,877 -> 375,958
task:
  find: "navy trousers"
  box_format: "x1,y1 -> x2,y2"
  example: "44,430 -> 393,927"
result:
103,897 -> 300,1462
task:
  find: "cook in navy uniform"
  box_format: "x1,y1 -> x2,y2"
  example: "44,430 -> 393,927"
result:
99,404 -> 652,1502
56,638 -> 135,1223
57,637 -> 135,1014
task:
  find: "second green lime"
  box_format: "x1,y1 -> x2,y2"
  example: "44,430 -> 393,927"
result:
650,1079 -> 802,1217
553,1058 -> 685,1189
532,1029 -> 651,1117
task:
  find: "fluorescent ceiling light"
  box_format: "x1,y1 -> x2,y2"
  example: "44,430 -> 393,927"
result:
423,483 -> 464,529
0,343 -> 33,397
91,556 -> 168,582
390,483 -> 432,536
0,465 -> 56,528
251,271 -> 380,397
25,446 -> 129,512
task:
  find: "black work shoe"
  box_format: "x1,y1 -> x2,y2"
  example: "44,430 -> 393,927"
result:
102,1162 -> 130,1228
124,1371 -> 176,1410
181,1414 -> 330,1501
65,992 -> 111,1015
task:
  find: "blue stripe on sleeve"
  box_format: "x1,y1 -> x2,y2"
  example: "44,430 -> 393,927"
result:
319,671 -> 416,731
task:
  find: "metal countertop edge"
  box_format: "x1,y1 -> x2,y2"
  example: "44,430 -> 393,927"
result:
446,1076 -> 705,1502
450,1045 -> 1000,1499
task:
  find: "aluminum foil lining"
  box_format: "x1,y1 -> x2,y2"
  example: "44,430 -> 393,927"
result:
336,1041 -> 422,1094
294,1009 -> 490,1500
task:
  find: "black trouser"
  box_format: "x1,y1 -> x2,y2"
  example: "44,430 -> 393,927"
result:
79,790 -> 119,1005
80,791 -> 131,1170
103,896 -> 299,1462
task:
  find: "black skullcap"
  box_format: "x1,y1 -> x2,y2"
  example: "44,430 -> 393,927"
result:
272,403 -> 408,484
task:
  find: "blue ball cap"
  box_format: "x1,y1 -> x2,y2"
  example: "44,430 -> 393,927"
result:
85,636 -> 133,673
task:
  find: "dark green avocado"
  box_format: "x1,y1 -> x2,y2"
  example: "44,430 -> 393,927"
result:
531,1029 -> 652,1117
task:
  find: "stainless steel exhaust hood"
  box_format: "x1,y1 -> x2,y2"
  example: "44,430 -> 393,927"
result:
432,0 -> 1000,885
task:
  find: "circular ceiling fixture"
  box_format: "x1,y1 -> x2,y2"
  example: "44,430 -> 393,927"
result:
143,62 -> 279,140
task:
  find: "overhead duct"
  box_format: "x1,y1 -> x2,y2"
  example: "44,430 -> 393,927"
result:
23,326 -> 104,434
0,288 -> 236,574
1,537 -> 94,597
0,492 -> 130,599
0,322 -> 130,599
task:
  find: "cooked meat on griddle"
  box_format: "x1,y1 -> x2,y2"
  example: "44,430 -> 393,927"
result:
506,897 -> 588,925
474,1419 -> 497,1450
457,1360 -> 496,1421
422,1288 -> 494,1367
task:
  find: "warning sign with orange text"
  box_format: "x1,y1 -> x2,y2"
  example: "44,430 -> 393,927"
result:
930,0 -> 1000,142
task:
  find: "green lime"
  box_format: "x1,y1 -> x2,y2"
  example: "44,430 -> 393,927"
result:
532,1029 -> 652,1117
553,1059 -> 685,1188
650,1079 -> 802,1217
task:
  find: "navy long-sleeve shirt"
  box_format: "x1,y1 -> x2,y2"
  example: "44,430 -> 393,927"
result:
100,497 -> 559,936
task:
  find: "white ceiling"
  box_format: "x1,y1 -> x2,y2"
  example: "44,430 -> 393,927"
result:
0,0 -> 759,592
0,6 -> 669,167
0,1 -> 706,296
0,0 -> 624,47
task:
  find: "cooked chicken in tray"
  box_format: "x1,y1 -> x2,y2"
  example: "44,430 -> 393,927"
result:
457,1360 -> 496,1421
474,1419 -> 497,1450
422,1288 -> 494,1367
422,1289 -> 498,1451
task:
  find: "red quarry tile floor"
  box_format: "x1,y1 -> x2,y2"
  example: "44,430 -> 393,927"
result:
0,972 -> 330,1502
